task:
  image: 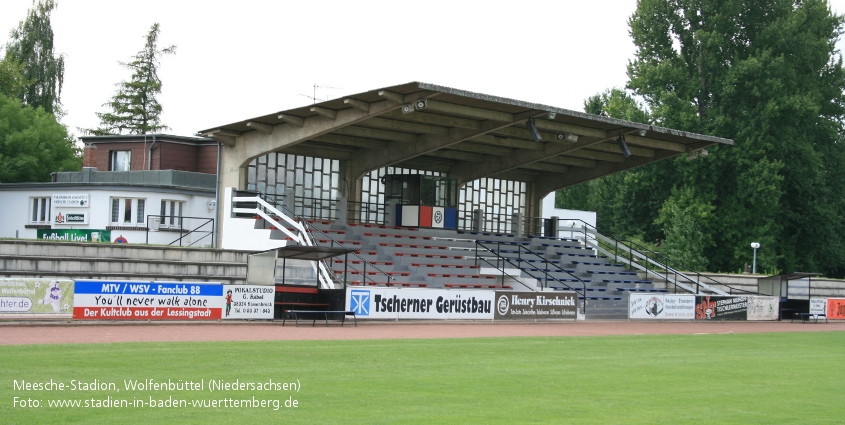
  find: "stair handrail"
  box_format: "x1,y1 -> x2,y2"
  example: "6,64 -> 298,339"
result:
232,194 -> 335,288
145,215 -> 214,247
258,193 -> 393,288
475,240 -> 587,314
559,219 -> 757,296
473,243 -> 537,292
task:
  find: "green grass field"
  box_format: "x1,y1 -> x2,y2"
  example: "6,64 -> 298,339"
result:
1,331 -> 843,424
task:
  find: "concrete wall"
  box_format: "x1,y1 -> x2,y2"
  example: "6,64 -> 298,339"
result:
219,187 -> 287,251
648,272 -> 845,298
541,193 -> 597,234
0,240 -> 249,284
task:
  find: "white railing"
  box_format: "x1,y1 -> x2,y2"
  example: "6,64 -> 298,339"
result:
232,195 -> 337,289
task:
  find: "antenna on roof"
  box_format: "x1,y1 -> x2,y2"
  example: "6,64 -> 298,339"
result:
301,83 -> 343,104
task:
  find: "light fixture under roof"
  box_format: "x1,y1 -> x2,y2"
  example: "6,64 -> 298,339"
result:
526,118 -> 542,142
617,135 -> 632,157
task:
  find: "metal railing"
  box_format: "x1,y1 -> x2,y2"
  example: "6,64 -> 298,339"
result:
554,218 -> 756,296
346,201 -> 387,225
475,240 -> 587,314
253,193 -> 393,288
145,215 -> 214,247
457,211 -> 516,234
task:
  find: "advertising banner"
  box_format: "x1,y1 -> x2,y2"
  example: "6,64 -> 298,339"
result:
747,296 -> 779,321
494,291 -> 577,320
346,287 -> 494,320
695,296 -> 748,321
628,293 -> 695,320
810,298 -> 827,316
665,295 -> 696,319
37,229 -> 111,243
827,298 -> 845,320
53,211 -> 88,225
222,285 -> 274,320
0,278 -> 74,317
73,280 -> 223,320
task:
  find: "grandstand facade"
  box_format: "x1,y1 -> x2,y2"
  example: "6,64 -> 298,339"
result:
201,82 -> 732,246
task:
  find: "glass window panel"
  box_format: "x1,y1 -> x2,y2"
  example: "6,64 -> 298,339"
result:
137,199 -> 145,224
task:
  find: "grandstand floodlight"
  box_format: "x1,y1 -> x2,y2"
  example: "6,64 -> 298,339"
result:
637,129 -> 647,137
751,242 -> 760,274
617,135 -> 632,157
526,118 -> 542,142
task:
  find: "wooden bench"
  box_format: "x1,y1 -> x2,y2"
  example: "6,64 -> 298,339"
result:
282,310 -> 357,326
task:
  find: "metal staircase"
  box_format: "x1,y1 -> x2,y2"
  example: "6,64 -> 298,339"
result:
231,192 -> 339,289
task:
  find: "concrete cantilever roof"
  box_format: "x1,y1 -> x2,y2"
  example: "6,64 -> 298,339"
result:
199,82 -> 732,195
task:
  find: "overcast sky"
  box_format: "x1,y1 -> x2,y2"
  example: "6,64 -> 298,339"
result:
3,0 -> 845,139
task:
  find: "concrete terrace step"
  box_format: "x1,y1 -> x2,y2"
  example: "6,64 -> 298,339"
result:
363,232 -> 432,240
444,283 -> 511,289
347,281 -> 429,288
0,241 -> 249,263
332,259 -> 394,266
334,269 -> 411,277
410,263 -> 479,269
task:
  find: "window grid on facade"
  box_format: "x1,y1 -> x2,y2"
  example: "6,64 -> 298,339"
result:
458,178 -> 526,234
30,197 -> 50,224
160,200 -> 183,227
110,198 -> 146,225
246,153 -> 340,220
245,154 -> 526,231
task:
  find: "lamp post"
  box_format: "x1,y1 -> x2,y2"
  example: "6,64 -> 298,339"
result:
750,242 -> 760,274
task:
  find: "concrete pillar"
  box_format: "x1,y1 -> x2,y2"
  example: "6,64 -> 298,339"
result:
387,201 -> 398,226
512,212 -> 523,237
472,209 -> 484,232
544,215 -> 559,239
336,194 -> 348,224
283,188 -> 295,213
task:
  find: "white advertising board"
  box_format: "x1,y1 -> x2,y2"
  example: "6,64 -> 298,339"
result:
628,293 -> 695,320
346,287 -> 494,320
747,296 -> 779,321
222,285 -> 274,320
810,298 -> 827,316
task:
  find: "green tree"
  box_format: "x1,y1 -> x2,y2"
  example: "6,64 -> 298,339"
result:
556,88 -> 670,241
90,23 -> 176,135
0,54 -> 32,100
654,186 -> 715,271
4,0 -> 64,115
625,0 -> 845,276
0,93 -> 80,182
